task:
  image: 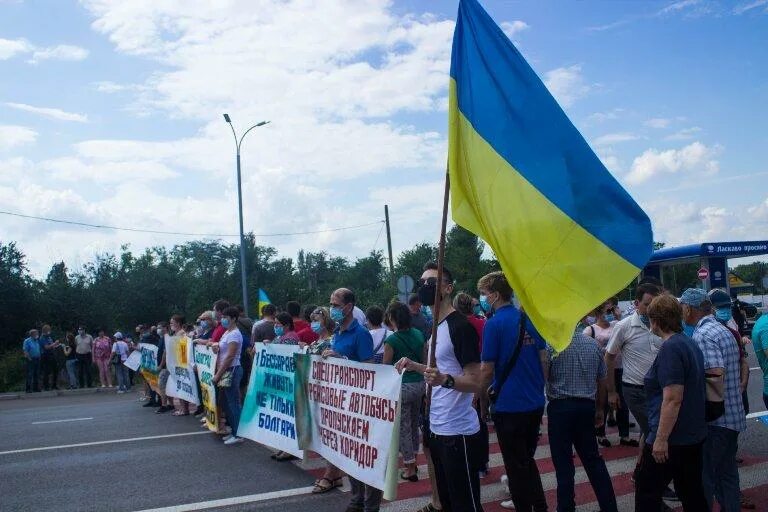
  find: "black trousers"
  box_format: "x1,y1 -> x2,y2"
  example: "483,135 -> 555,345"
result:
76,353 -> 93,387
635,442 -> 708,512
428,430 -> 484,512
493,408 -> 547,512
41,355 -> 58,389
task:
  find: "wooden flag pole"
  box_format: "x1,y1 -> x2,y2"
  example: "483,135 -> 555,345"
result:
425,168 -> 451,412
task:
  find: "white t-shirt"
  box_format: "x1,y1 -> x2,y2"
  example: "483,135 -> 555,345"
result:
584,321 -> 621,368
429,311 -> 481,436
111,340 -> 130,362
370,327 -> 393,355
353,306 -> 368,328
605,313 -> 662,385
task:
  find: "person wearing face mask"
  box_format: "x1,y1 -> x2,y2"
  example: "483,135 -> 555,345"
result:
605,284 -> 671,498
192,311 -> 215,419
708,290 -> 750,412
306,307 -> 334,355
395,264 -> 484,512
23,329 -> 42,393
214,306 -> 245,445
681,288 -> 746,512
154,321 -> 174,414
408,293 -> 431,340
297,304 -> 320,345
322,288 -> 379,511
477,271 -> 548,512
270,312 -> 301,345
585,302 -> 635,448
75,326 -> 94,388
634,294 -> 707,511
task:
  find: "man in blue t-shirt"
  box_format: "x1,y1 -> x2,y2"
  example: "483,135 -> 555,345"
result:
478,271 -> 548,512
22,329 -> 42,393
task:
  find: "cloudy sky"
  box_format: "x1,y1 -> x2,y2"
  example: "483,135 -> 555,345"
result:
1,0 -> 767,277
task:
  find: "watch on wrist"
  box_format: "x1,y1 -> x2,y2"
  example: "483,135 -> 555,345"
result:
443,374 -> 455,389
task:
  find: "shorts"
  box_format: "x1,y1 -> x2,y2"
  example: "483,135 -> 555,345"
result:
158,369 -> 170,390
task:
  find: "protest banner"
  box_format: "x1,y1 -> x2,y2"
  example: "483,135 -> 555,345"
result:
238,343 -> 303,458
165,334 -> 200,405
193,343 -> 218,432
294,355 -> 402,499
138,343 -> 159,390
123,350 -> 142,371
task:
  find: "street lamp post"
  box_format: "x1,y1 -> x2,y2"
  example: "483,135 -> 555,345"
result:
223,114 -> 270,317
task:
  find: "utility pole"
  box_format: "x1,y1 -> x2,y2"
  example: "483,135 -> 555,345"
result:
384,205 -> 395,287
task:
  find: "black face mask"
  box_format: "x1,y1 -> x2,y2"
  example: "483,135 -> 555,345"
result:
418,282 -> 437,306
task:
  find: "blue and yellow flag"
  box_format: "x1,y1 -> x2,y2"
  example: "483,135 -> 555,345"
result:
257,288 -> 271,316
449,0 -> 652,351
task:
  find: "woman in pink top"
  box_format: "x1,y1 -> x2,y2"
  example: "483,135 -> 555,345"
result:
584,301 -> 636,448
92,330 -> 113,387
270,312 -> 301,345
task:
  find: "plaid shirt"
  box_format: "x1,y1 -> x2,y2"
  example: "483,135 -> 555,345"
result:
547,332 -> 607,401
693,316 -> 746,432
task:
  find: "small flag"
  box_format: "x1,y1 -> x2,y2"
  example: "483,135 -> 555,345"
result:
257,289 -> 271,316
448,0 -> 653,350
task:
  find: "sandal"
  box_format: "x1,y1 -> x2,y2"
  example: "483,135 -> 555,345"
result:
597,437 -> 611,447
275,451 -> 297,461
400,470 -> 418,482
416,504 -> 442,512
311,477 -> 342,494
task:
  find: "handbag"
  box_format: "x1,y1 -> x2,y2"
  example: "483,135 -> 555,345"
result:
487,312 -> 528,404
217,369 -> 233,388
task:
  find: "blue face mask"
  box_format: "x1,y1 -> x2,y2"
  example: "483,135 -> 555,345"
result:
682,323 -> 695,337
330,306 -> 345,323
274,325 -> 284,337
221,318 -> 230,328
715,308 -> 732,323
479,295 -> 490,313
199,320 -> 208,330
638,314 -> 650,328
472,305 -> 484,316
311,321 -> 322,333
421,305 -> 433,320
604,313 -> 615,323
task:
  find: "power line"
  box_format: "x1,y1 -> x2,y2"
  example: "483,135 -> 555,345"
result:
0,209 -> 384,238
371,220 -> 386,254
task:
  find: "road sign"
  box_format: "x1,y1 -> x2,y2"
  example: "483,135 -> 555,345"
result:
697,268 -> 709,280
396,275 -> 415,294
397,293 -> 409,304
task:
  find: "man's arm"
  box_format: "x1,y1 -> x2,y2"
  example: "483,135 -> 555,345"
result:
479,361 -> 494,390
425,362 -> 483,394
604,352 -> 618,407
595,377 -> 607,428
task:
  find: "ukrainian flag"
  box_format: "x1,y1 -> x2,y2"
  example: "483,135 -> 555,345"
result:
449,0 -> 652,351
257,288 -> 271,316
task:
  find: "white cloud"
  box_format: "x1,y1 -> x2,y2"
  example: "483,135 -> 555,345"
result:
665,126 -> 702,141
586,108 -> 625,124
644,118 -> 672,129
4,102 -> 88,122
626,141 -> 721,184
0,125 -> 37,151
29,44 -> 89,64
593,132 -> 639,146
544,65 -> 591,108
500,20 -> 529,39
0,38 -> 32,60
658,0 -> 701,16
40,157 -> 179,184
733,0 -> 768,14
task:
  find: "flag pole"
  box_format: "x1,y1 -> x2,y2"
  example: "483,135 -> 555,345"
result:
425,167 -> 451,412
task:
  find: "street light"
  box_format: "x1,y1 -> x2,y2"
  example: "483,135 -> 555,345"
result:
223,113 -> 270,317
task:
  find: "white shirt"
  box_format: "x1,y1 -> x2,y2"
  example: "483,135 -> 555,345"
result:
352,306 -> 368,328
429,313 -> 480,436
369,327 -> 393,355
605,313 -> 662,385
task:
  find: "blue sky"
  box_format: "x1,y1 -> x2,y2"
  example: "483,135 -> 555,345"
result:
1,0 -> 767,276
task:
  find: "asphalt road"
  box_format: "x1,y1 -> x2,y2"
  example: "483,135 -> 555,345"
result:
0,392 -> 350,512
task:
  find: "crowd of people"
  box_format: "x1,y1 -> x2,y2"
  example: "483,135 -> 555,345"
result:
20,263 -> 766,512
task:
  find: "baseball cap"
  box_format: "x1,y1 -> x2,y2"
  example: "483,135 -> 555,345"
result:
679,288 -> 709,307
114,332 -> 124,340
707,289 -> 732,308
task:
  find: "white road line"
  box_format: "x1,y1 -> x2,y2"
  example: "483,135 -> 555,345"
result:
750,367 -> 761,371
32,417 -> 93,425
133,486 -> 316,512
0,431 -> 212,456
746,410 -> 768,419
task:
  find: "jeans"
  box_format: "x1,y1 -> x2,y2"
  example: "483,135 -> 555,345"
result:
702,425 -> 740,512
635,442 -> 707,511
65,359 -> 78,388
398,382 -> 425,464
221,366 -> 243,435
492,408 -> 547,512
76,353 -> 93,387
349,476 -> 383,512
622,383 -> 649,436
115,362 -> 130,390
596,369 -> 630,438
428,430 -> 484,512
41,354 -> 58,389
26,358 -> 40,392
547,399 -> 617,512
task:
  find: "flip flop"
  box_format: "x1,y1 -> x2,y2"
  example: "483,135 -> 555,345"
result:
311,477 -> 342,494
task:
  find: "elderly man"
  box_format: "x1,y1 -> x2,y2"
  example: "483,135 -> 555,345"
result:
681,288 -> 745,512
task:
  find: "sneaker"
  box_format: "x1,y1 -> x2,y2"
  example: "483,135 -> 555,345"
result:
662,486 -> 678,501
500,499 -> 515,509
117,390 -> 125,394
597,437 -> 612,448
479,469 -> 489,479
224,436 -> 244,445
143,400 -> 159,408
222,435 -> 233,442
155,405 -> 172,414
500,474 -> 509,485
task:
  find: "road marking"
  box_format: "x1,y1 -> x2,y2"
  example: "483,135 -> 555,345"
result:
133,486 -> 316,512
750,366 -> 761,371
746,410 -> 768,419
0,431 -> 212,456
32,417 -> 93,425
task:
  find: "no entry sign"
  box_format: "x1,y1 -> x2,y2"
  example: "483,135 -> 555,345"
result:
697,268 -> 709,280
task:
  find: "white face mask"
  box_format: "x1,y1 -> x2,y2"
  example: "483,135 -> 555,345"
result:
156,328 -> 163,336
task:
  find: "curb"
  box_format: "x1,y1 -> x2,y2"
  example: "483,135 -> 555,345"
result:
0,387 -> 116,400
